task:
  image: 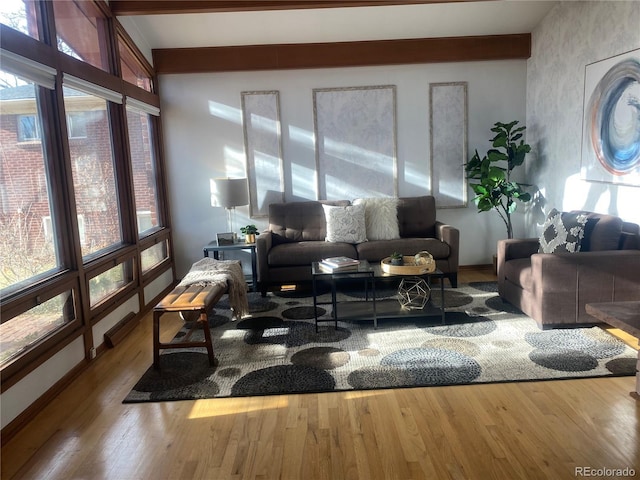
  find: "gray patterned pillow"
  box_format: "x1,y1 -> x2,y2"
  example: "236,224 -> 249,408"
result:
538,208 -> 588,253
322,204 -> 367,243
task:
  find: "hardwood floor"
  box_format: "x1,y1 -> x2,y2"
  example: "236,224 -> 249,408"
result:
2,267 -> 639,479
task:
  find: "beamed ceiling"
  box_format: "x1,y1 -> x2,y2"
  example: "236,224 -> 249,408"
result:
113,0 -> 557,73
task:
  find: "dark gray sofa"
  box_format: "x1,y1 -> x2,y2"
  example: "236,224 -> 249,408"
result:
256,196 -> 459,295
497,211 -> 640,328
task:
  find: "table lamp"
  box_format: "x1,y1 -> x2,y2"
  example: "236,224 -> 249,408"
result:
210,177 -> 249,242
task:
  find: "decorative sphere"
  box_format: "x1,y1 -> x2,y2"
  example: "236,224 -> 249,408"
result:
414,251 -> 435,270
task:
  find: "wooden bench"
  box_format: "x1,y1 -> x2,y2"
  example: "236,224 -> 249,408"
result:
153,284 -> 226,369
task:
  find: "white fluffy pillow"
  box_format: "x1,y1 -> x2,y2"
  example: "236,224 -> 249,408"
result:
353,197 -> 400,241
322,204 -> 367,243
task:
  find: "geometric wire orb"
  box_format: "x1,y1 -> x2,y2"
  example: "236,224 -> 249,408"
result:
397,277 -> 430,310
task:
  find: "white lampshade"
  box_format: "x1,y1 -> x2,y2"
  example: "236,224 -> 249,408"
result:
210,177 -> 249,208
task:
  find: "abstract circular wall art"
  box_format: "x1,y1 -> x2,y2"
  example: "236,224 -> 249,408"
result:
581,49 -> 640,186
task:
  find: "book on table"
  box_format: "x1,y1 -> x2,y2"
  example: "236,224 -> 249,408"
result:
318,262 -> 360,273
321,256 -> 360,268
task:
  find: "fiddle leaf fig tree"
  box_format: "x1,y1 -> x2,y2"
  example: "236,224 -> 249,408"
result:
465,120 -> 532,239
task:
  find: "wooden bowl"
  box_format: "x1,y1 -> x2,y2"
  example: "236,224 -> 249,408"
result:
381,256 -> 436,275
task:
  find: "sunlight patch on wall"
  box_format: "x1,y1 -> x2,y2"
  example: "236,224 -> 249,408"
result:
208,100 -> 242,125
403,163 -> 429,191
288,124 -> 314,146
291,163 -> 317,199
564,173 -> 612,214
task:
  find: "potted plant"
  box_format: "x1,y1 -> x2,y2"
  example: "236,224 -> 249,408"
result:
390,252 -> 403,266
240,224 -> 260,244
465,120 -> 532,239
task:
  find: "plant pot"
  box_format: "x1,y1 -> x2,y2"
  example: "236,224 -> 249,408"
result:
391,258 -> 403,266
245,233 -> 256,244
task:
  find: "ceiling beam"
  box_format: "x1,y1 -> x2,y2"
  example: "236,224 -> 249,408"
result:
153,33 -> 531,74
111,0 -> 485,16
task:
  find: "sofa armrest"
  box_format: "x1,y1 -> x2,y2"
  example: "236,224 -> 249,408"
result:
435,221 -> 460,272
498,238 -> 540,262
255,232 -> 273,286
497,238 -> 539,293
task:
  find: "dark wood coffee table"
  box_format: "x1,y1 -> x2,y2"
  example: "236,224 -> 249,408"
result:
312,260 -> 445,330
586,301 -> 640,397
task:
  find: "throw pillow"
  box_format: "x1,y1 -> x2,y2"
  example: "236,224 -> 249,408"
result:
322,204 -> 367,243
538,208 -> 588,253
353,197 -> 400,241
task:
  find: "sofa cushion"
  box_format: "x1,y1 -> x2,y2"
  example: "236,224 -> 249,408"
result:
268,241 -> 357,267
397,196 -> 436,238
268,200 -> 350,243
353,197 -> 400,240
571,211 -> 624,251
356,238 -> 450,262
538,209 -> 587,253
322,204 -> 367,243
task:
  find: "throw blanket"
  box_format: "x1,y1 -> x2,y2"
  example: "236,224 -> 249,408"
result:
178,258 -> 249,318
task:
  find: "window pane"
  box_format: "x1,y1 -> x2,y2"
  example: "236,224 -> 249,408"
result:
126,108 -> 160,235
64,87 -> 123,257
89,260 -> 132,307
0,70 -> 59,293
118,37 -> 152,92
0,291 -> 75,367
17,114 -> 40,141
0,0 -> 39,39
53,1 -> 109,71
141,241 -> 167,273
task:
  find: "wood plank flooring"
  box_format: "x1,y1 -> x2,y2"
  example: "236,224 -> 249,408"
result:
2,267 -> 639,479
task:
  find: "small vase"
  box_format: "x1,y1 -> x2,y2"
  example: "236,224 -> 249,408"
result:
245,233 -> 256,244
391,258 -> 403,266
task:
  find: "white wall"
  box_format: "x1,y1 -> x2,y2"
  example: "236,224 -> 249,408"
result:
1,337 -> 85,430
526,1 -> 640,235
159,60 -> 528,277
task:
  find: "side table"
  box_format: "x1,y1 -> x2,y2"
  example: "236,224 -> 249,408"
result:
203,241 -> 257,292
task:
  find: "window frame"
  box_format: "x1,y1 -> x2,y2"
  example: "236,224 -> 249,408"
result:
0,3 -> 174,391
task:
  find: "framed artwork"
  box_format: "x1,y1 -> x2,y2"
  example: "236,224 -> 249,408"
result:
216,232 -> 235,246
313,85 -> 397,200
581,49 -> 640,186
429,82 -> 468,208
241,91 -> 285,217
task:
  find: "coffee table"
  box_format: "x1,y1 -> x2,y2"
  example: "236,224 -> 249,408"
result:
586,301 -> 640,397
312,260 -> 446,330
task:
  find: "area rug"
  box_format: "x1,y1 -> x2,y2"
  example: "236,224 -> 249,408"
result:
123,282 -> 637,403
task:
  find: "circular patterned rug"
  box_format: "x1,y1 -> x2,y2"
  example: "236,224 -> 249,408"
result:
123,283 -> 637,404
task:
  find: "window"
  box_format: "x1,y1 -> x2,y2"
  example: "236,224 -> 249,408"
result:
126,102 -> 161,236
43,214 -> 85,245
88,260 -> 133,307
0,5 -> 172,388
63,82 -> 123,257
17,112 -> 89,141
53,0 -> 109,71
141,240 -> 168,273
67,112 -> 87,139
0,0 -> 39,40
0,290 -> 76,368
118,35 -> 152,92
17,114 -> 40,141
0,68 -> 59,294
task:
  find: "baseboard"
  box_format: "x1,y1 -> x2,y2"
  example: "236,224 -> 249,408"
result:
1,360 -> 86,446
458,264 -> 493,271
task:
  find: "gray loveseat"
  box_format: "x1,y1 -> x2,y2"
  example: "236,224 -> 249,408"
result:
256,196 -> 459,295
497,211 -> 640,328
